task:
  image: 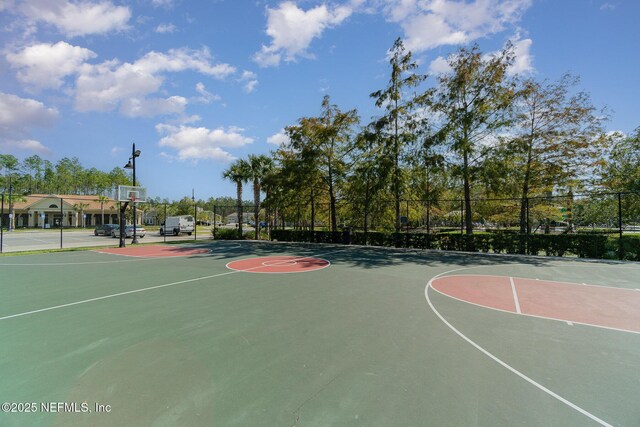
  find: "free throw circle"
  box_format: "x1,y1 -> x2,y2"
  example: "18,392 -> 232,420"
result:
226,256 -> 330,273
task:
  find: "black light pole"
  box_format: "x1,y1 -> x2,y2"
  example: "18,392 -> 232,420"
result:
192,188 -> 197,241
124,144 -> 141,244
8,175 -> 13,232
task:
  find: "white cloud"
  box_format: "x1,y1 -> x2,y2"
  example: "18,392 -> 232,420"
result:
0,139 -> 52,155
151,0 -> 177,8
156,124 -> 253,161
380,0 -> 532,52
18,0 -> 131,37
155,23 -> 177,33
402,12 -> 467,50
267,129 -> 290,146
75,59 -> 162,112
600,2 -> 616,11
133,47 -> 235,77
508,36 -> 533,75
243,80 -> 258,93
428,32 -> 534,76
0,92 -> 58,131
6,41 -> 97,90
0,92 -> 58,154
194,82 -> 221,104
254,1 -> 354,67
120,96 -> 187,117
428,55 -> 452,75
0,0 -> 13,12
74,47 -> 235,115
239,70 -> 258,93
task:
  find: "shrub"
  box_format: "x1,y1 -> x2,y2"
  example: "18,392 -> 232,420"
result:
213,228 -> 243,240
618,236 -> 640,261
269,230 -> 640,261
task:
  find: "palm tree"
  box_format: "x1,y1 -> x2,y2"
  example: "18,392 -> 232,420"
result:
247,154 -> 274,239
95,195 -> 111,225
73,202 -> 90,228
222,159 -> 251,237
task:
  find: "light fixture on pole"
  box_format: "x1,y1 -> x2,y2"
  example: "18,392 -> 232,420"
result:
124,143 -> 141,244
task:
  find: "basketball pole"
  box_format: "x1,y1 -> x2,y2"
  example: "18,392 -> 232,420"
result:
124,144 -> 141,244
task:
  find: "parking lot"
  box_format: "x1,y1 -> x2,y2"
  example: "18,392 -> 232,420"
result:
0,229 -> 214,253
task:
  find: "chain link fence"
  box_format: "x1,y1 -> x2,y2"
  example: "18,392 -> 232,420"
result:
3,191 -> 639,258
266,191 -> 640,260
266,191 -> 639,235
0,194 -> 214,253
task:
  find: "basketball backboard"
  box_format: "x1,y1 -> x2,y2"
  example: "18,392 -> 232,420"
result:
117,185 -> 148,203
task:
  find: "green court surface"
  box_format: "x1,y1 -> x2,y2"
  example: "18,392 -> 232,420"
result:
1,242 -> 639,426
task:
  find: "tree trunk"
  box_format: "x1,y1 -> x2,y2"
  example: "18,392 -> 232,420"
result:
253,179 -> 260,240
520,136 -> 534,235
519,187 -> 529,235
463,148 -> 473,234
236,182 -> 243,236
328,162 -> 337,232
310,188 -> 315,234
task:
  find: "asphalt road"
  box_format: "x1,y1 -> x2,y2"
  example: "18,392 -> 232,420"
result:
0,229 -> 213,253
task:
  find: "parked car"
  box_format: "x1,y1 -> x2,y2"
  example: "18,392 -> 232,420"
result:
94,224 -> 119,236
111,225 -> 146,238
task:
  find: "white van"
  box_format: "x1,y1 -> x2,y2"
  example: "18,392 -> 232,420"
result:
160,215 -> 195,236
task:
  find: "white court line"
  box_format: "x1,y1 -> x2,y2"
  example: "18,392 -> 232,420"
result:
425,269 -> 614,427
0,244 -> 242,266
90,248 -> 214,259
225,256 -> 331,274
430,278 -> 640,335
437,273 -> 632,292
0,249 -> 345,322
510,277 -> 522,314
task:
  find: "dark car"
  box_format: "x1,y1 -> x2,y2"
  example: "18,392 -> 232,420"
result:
94,224 -> 119,236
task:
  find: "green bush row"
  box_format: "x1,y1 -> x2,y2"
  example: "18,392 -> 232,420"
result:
270,230 -> 640,261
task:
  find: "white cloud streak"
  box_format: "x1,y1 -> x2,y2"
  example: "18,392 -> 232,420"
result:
267,129 -> 290,146
0,92 -> 58,154
156,124 -> 253,162
155,23 -> 177,33
7,40 -> 241,118
74,47 -> 235,116
194,82 -> 221,104
0,139 -> 52,155
428,33 -> 534,76
17,0 -> 131,37
239,70 -> 258,93
0,92 -> 58,131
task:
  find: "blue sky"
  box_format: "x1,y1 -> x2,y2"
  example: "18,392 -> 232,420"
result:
1,0 -> 638,200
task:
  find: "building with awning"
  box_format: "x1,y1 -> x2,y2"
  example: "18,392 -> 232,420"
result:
3,194 -> 120,228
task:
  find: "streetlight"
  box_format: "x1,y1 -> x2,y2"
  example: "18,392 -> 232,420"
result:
7,174 -> 13,232
124,143 -> 141,244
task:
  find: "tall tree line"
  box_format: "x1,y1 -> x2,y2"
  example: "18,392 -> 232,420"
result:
0,154 -> 131,196
225,40 -> 629,235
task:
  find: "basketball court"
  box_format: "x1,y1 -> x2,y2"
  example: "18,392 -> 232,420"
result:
1,241 -> 638,426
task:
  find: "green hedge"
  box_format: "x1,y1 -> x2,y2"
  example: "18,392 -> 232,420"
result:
212,228 -> 245,240
619,236 -> 640,261
270,229 -> 639,261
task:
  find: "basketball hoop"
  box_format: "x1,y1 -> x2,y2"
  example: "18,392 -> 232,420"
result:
117,185 -> 147,204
